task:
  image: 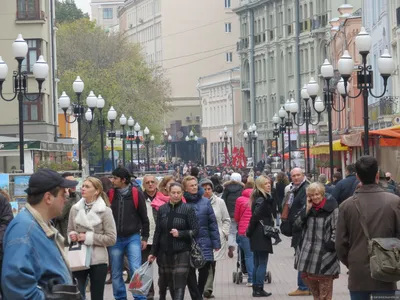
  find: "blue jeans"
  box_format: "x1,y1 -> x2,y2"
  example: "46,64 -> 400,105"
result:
275,213 -> 281,226
253,251 -> 268,286
109,233 -> 145,300
350,291 -> 396,300
237,235 -> 254,283
298,271 -> 309,291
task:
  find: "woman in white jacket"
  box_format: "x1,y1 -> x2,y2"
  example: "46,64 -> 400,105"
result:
200,178 -> 231,299
68,177 -> 117,300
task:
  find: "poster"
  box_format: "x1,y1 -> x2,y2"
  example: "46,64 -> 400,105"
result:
291,150 -> 306,170
14,176 -> 30,197
0,174 -> 9,194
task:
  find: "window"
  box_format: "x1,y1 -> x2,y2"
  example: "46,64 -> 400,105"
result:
21,39 -> 41,73
103,8 -> 113,19
225,23 -> 232,32
224,0 -> 231,8
226,52 -> 233,62
23,94 -> 43,122
17,0 -> 40,20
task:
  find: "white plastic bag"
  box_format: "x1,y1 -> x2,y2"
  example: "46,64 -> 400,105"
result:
67,242 -> 92,272
128,261 -> 154,296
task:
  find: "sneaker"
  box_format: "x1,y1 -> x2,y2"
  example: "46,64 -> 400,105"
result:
246,283 -> 253,287
228,246 -> 235,258
204,291 -> 215,298
288,289 -> 312,296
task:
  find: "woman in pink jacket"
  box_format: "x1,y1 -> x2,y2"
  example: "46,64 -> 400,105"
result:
234,178 -> 255,286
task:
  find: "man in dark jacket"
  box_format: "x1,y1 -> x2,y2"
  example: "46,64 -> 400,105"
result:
287,168 -> 311,297
336,156 -> 400,298
0,190 -> 13,299
221,172 -> 244,258
54,172 -> 80,247
330,164 -> 359,205
109,167 -> 149,300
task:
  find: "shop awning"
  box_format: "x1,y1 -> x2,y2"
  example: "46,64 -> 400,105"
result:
310,140 -> 349,155
369,128 -> 400,138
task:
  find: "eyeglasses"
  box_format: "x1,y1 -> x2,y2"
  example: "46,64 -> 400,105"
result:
145,181 -> 155,184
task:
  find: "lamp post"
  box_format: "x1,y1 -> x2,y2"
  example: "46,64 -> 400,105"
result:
128,116 -> 135,172
219,126 -> 231,165
134,122 -> 141,170
107,106 -> 117,170
185,131 -> 198,162
150,134 -> 155,167
272,114 -> 280,156
290,85 -> 322,174
278,100 -> 297,172
143,127 -> 151,171
243,124 -> 258,166
307,60 -> 346,179
119,114 -> 127,167
337,27 -> 394,155
59,78 -> 98,171
0,34 -> 49,172
96,95 -> 106,172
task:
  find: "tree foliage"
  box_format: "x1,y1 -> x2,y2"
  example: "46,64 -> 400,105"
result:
55,0 -> 89,24
57,19 -> 171,164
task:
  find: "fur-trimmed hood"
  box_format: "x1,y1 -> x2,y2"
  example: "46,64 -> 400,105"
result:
71,197 -> 107,231
223,180 -> 244,190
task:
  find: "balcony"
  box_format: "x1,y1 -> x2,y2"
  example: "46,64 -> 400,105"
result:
16,9 -> 45,21
237,37 -> 249,51
311,14 -> 328,32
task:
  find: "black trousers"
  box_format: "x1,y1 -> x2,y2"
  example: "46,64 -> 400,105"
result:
158,251 -> 190,300
187,262 -> 212,300
141,245 -> 155,299
73,263 -> 108,300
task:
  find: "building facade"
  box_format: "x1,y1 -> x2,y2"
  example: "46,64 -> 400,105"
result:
118,0 -> 241,163
198,67 -> 242,165
91,0 -> 124,30
234,0 -> 361,162
0,0 -> 73,172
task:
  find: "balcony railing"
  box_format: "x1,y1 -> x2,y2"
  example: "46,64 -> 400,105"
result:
16,9 -> 44,21
237,38 -> 249,51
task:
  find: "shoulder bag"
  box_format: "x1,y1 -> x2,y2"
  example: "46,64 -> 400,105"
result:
354,198 -> 400,282
190,237 -> 206,269
259,220 -> 279,238
39,278 -> 81,300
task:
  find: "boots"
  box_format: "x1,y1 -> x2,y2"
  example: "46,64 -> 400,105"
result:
174,288 -> 186,300
252,286 -> 272,297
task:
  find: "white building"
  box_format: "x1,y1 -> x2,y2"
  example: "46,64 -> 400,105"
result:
91,0 -> 124,30
233,0 -> 361,161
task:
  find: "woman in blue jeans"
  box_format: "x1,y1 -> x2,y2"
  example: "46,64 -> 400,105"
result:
246,175 -> 274,297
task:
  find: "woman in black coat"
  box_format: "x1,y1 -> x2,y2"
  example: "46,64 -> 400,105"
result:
246,175 -> 274,298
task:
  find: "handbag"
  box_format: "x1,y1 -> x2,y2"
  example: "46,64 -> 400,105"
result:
259,220 -> 279,238
128,261 -> 154,295
355,198 -> 400,282
190,238 -> 206,269
39,278 -> 81,300
280,200 -> 293,237
67,242 -> 92,272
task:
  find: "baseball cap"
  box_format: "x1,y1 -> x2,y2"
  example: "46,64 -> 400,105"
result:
25,169 -> 78,195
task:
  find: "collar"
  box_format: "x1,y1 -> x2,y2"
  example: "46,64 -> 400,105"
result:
26,203 -> 58,239
356,184 -> 384,193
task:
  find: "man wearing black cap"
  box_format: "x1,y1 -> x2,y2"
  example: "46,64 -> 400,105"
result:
1,169 -> 78,299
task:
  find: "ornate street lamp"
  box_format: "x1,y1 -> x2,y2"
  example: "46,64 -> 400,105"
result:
96,95 -> 106,172
144,126 -> 151,171
243,124 -> 258,166
59,77 -> 98,171
337,27 -> 394,155
0,34 -> 49,172
128,116 -> 135,172
119,114 -> 127,167
277,99 -> 297,171
134,122 -> 141,169
107,106 -> 117,170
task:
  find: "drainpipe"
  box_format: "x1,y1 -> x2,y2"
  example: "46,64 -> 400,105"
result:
230,69 -> 235,148
295,0 -> 301,148
249,8 -> 256,159
197,79 -> 205,165
50,0 -> 58,142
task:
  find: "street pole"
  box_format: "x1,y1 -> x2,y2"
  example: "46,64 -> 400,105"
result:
129,127 -> 134,172
326,92 -> 334,180
305,112 -> 311,174
76,93 -> 83,171
362,89 -> 369,155
136,131 -> 140,170
122,125 -> 126,167
99,109 -> 105,172
110,120 -> 115,170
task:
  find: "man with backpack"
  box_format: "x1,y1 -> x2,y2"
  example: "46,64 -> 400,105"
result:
336,156 -> 400,299
108,167 -> 150,300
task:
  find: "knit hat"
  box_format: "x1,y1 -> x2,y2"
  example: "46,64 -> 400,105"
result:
231,172 -> 242,182
199,178 -> 214,190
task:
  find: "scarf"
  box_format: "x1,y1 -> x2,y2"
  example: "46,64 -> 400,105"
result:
288,178 -> 307,208
183,189 -> 203,202
84,199 -> 96,214
312,197 -> 326,211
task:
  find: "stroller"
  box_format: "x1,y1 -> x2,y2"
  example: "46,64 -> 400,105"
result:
232,245 -> 271,284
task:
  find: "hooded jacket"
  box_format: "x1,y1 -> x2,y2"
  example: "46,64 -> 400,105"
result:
222,180 -> 244,218
184,189 -> 221,261
234,188 -> 253,236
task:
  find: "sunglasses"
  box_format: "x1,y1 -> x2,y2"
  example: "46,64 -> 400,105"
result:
145,181 -> 155,184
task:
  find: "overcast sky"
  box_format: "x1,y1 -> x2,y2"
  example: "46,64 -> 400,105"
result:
74,0 -> 90,15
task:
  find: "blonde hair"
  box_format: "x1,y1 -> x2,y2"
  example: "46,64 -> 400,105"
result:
158,175 -> 175,195
306,182 -> 325,196
244,176 -> 255,189
85,177 -> 110,206
0,189 -> 10,202
250,175 -> 271,201
182,176 -> 197,190
142,174 -> 158,192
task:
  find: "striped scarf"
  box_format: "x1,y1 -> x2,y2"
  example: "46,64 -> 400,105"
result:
288,178 -> 306,208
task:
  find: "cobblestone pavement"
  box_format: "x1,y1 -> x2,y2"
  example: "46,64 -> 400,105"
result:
102,235 -> 351,300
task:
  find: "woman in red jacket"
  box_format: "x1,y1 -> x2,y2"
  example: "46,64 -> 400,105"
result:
234,178 -> 255,287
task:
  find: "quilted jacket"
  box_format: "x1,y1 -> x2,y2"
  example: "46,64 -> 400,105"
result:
234,188 -> 253,236
184,190 -> 221,261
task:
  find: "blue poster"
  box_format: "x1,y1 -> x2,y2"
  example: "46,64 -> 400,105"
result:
0,174 -> 9,195
14,176 -> 30,197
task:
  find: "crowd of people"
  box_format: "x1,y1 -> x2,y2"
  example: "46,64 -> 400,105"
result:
0,155 -> 399,300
